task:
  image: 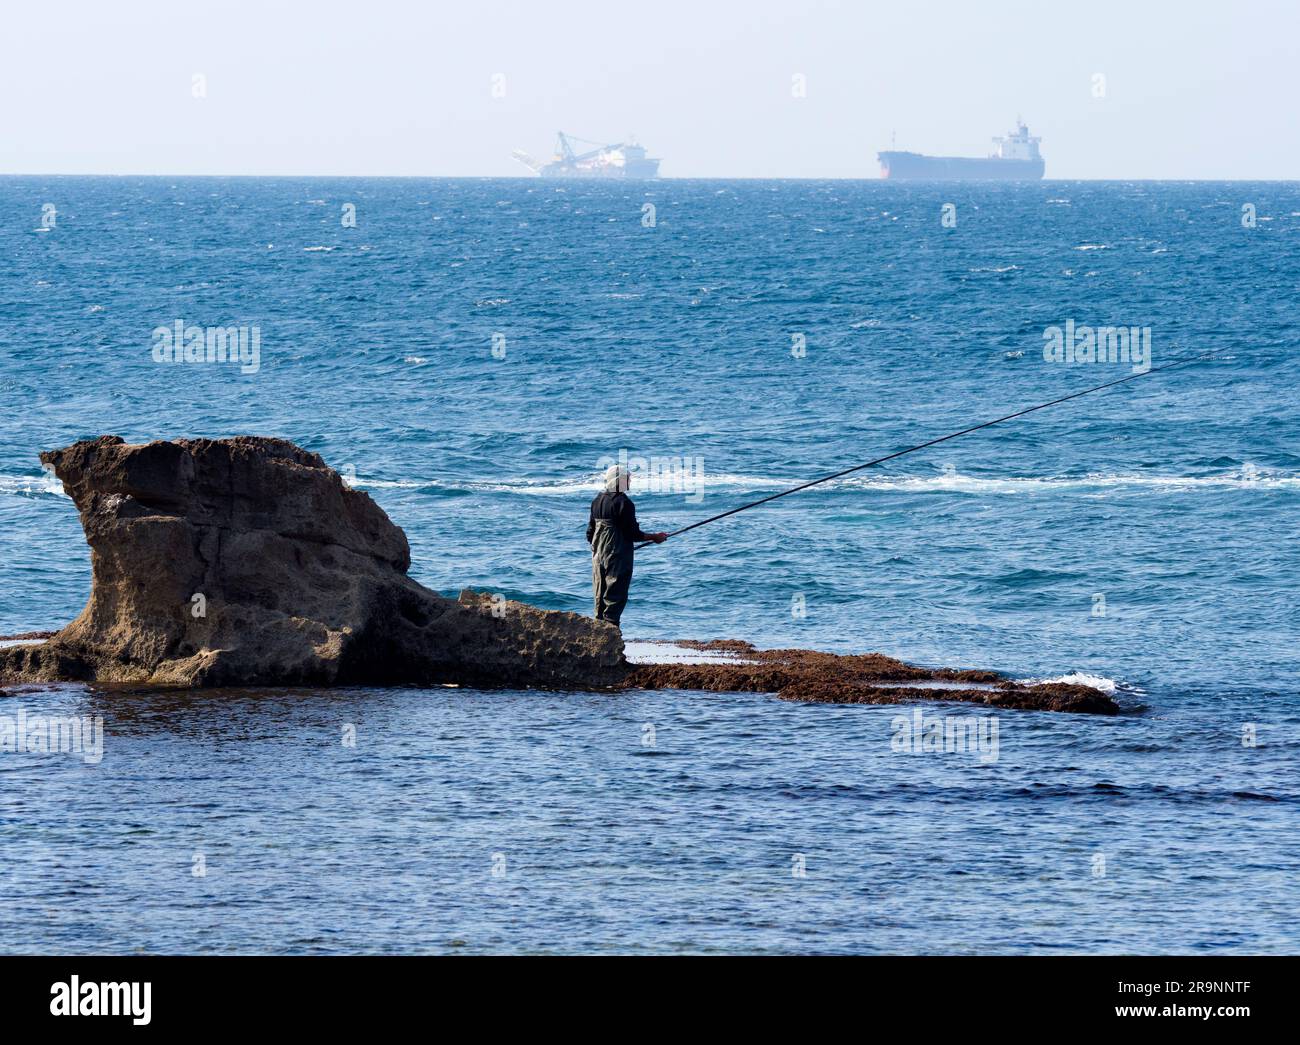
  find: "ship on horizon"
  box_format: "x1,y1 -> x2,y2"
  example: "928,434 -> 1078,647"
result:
878,121 -> 1045,180
513,132 -> 661,178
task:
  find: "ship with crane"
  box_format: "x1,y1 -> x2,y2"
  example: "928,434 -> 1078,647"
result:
513,132 -> 661,178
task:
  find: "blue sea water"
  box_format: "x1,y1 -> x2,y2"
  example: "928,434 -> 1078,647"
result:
1,176 -> 1298,954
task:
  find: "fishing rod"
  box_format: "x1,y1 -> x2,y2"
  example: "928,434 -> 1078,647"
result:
635,352 -> 1216,550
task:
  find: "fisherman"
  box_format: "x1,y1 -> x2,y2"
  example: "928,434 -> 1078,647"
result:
587,464 -> 667,626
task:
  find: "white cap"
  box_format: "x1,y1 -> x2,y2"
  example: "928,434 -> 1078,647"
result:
604,463 -> 629,492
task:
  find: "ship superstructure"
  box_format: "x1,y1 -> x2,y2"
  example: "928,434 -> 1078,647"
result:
878,121 -> 1044,180
513,132 -> 661,178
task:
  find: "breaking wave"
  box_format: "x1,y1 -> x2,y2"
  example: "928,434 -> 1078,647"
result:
0,473 -> 67,498
347,472 -> 786,496
18,466 -> 1287,502
1017,672 -> 1119,694
344,469 -> 1300,498
839,471 -> 1300,494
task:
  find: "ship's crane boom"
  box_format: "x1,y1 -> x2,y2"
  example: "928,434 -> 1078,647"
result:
554,132 -> 626,164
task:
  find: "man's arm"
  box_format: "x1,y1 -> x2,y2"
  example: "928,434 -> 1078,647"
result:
619,497 -> 668,544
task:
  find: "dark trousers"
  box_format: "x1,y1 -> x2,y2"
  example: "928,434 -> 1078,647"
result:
590,521 -> 633,626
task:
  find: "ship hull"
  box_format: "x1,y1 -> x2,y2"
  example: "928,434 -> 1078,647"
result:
539,160 -> 661,178
878,151 -> 1044,181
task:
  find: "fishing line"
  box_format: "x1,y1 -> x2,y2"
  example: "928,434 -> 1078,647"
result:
635,352 -> 1217,550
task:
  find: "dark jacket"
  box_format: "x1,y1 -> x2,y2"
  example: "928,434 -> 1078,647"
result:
586,491 -> 650,547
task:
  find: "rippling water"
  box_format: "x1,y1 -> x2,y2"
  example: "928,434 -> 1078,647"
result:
1,177 -> 1298,953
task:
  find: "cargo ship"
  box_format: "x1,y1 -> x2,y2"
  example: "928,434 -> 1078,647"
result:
878,121 -> 1044,180
513,132 -> 661,178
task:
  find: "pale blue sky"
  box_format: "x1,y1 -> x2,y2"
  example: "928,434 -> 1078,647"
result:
5,0 -> 1297,178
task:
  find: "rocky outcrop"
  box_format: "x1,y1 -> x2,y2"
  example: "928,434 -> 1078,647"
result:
0,436 -> 626,688
627,642 -> 1120,715
0,435 -> 1118,714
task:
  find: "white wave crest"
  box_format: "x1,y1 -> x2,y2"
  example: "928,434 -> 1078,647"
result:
348,477 -> 433,490
347,471 -> 787,497
344,469 -> 1300,498
838,470 -> 1300,494
0,473 -> 67,497
1017,672 -> 1119,694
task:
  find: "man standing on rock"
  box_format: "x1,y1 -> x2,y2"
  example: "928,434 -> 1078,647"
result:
587,464 -> 668,627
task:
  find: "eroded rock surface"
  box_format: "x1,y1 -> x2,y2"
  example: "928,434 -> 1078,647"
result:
0,436 -> 625,688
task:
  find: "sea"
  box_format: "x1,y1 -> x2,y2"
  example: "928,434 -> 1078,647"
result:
1,176 -> 1298,953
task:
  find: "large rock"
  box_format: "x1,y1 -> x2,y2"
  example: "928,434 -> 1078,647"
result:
0,436 -> 627,688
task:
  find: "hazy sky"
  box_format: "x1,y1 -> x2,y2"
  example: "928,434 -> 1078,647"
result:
5,0 -> 1298,178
